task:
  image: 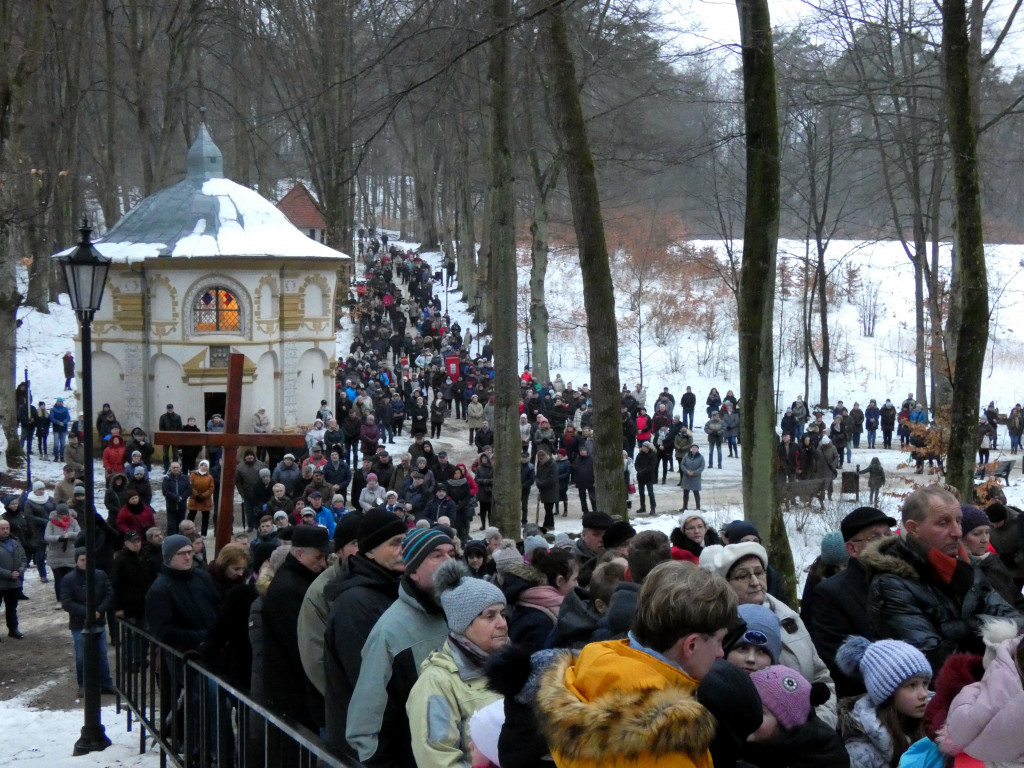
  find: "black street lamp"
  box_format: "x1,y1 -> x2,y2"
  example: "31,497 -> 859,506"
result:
474,291 -> 482,356
58,219 -> 111,756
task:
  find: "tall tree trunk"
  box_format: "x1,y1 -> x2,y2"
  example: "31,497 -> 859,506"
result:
815,246 -> 829,407
543,3 -> 625,517
487,0 -> 521,538
736,0 -> 795,601
943,0 -> 988,496
913,251 -> 928,407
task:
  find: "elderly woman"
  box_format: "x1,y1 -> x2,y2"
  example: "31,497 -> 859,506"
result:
700,541 -> 837,727
188,459 -> 215,537
466,394 -> 485,446
669,511 -> 721,564
45,502 -> 80,601
407,560 -> 507,767
358,472 -> 386,512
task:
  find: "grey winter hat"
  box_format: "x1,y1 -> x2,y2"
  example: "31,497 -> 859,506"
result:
73,485 -> 86,496
259,468 -> 271,478
32,480 -> 45,492
433,560 -> 506,635
133,466 -> 146,476
162,534 -> 192,565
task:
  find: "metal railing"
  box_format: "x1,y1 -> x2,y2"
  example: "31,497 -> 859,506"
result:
113,618 -> 363,768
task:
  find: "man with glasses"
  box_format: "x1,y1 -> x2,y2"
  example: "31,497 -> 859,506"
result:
807,506 -> 895,696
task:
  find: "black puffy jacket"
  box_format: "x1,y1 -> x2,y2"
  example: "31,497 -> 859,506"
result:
863,535 -> 1023,672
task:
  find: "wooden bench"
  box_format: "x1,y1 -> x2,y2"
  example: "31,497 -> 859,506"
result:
975,459 -> 1016,486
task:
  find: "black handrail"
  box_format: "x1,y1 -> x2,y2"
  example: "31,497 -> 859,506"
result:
113,618 -> 364,768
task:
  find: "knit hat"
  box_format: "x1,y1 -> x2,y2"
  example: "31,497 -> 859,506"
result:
161,534 -> 192,565
357,508 -> 407,554
259,468 -> 271,478
699,542 -> 768,580
523,535 -> 549,561
751,665 -> 812,730
836,636 -> 931,705
333,512 -> 363,550
820,435 -> 831,445
73,485 -> 86,496
960,505 -> 991,537
366,473 -> 378,482
402,527 -> 454,572
433,559 -> 506,635
602,520 -> 637,551
492,542 -> 523,574
464,540 -> 487,559
32,480 -> 45,492
819,532 -> 850,567
723,520 -> 760,543
727,603 -> 782,664
273,511 -> 288,522
985,502 -> 1009,523
696,659 -> 765,745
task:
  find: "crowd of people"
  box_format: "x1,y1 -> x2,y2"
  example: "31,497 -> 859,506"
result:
4,239 -> 1024,768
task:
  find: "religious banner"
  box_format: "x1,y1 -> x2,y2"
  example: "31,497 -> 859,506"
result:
445,354 -> 460,381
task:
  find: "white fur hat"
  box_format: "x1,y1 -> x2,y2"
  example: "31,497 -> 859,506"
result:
699,542 -> 769,580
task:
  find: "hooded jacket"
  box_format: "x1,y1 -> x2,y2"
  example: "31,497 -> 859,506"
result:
863,534 -> 1023,672
945,636 -> 1024,763
534,640 -> 715,768
838,695 -> 895,768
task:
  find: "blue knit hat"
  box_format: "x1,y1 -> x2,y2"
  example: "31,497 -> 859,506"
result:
402,527 -> 453,573
729,603 -> 782,664
433,560 -> 506,635
836,636 -> 932,705
820,532 -> 850,567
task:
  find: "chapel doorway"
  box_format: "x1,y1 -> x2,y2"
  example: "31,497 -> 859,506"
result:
204,392 -> 226,427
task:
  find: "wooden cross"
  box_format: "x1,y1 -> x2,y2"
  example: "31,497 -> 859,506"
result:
154,353 -> 306,553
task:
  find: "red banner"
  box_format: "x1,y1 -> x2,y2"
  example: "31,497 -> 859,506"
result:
445,354 -> 460,381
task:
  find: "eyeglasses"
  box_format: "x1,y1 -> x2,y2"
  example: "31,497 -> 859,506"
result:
729,568 -> 766,582
849,530 -> 894,545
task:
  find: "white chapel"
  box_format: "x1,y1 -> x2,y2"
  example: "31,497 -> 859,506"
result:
56,125 -> 350,434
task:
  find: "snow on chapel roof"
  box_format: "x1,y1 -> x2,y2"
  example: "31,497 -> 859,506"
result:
58,125 -> 349,263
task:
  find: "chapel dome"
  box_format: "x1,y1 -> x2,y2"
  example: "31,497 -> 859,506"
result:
63,125 -> 348,263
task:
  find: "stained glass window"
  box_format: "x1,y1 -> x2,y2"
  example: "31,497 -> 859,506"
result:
193,288 -> 240,333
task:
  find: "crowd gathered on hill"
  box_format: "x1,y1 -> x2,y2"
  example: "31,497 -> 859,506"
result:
1,238 -> 1024,767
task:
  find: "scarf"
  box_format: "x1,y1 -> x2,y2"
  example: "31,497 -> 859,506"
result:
518,585 -> 565,624
906,533 -> 975,602
448,631 -> 491,669
52,515 -> 73,531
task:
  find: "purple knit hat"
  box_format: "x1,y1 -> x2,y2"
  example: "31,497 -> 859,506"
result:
751,665 -> 811,730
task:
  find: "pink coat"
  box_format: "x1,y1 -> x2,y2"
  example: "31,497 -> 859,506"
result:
946,637 -> 1024,763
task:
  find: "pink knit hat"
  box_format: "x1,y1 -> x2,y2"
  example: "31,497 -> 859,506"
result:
751,665 -> 811,730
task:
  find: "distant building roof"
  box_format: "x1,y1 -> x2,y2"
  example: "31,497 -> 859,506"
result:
276,183 -> 327,230
55,125 -> 348,264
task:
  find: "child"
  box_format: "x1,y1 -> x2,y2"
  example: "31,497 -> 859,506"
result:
943,627 -> 1024,764
725,603 -> 782,674
858,458 -> 886,506
744,665 -> 849,768
836,636 -> 932,767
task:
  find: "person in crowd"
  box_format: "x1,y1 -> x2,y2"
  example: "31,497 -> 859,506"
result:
862,486 -> 1022,673
591,530 -> 670,642
725,603 -> 782,674
743,665 -> 850,768
407,560 -> 507,768
60,548 -> 116,695
45,502 -> 80,602
943,625 -> 1024,765
324,510 -> 408,757
960,504 -> 1024,609
188,459 -> 215,537
535,562 -> 734,767
0,519 -> 27,638
704,410 -> 725,469
836,636 -> 932,768
262,526 -> 332,735
800,532 -> 849,629
701,540 -> 838,726
986,501 -> 1024,590
346,527 -> 454,765
116,489 -> 157,540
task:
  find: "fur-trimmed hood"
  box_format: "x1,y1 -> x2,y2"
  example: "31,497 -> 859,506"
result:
858,534 -> 923,581
534,640 -> 715,767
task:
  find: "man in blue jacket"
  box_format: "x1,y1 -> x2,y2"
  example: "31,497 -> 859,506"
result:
49,397 -> 71,462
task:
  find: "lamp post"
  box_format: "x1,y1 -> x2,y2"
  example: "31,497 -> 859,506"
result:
58,219 -> 111,756
474,291 -> 482,356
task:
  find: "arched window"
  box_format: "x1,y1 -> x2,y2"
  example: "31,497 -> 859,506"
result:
194,287 -> 240,333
